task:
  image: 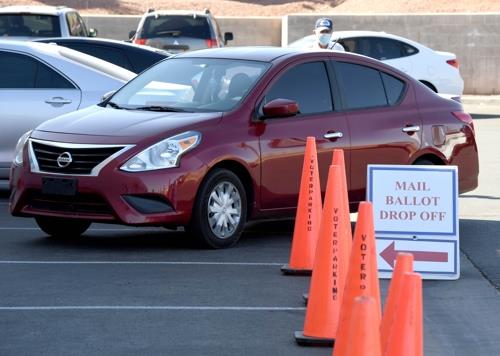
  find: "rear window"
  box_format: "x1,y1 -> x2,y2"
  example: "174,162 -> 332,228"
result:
140,15 -> 211,39
0,14 -> 61,37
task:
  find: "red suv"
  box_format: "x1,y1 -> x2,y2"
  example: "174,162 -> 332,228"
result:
9,47 -> 479,248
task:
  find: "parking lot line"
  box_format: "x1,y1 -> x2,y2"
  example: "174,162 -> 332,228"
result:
0,227 -> 156,231
0,260 -> 284,266
0,306 -> 306,311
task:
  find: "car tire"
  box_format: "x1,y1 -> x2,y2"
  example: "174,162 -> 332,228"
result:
187,169 -> 247,249
35,217 -> 91,238
413,158 -> 435,166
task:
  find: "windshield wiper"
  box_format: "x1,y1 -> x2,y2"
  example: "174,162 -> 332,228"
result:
106,101 -> 127,110
133,106 -> 188,112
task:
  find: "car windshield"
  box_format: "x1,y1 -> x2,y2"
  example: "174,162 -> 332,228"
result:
141,15 -> 211,39
109,58 -> 271,112
0,14 -> 61,37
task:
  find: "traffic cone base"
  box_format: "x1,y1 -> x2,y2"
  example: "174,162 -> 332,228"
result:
280,264 -> 312,276
294,331 -> 335,347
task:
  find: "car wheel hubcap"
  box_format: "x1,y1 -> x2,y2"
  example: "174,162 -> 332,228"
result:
207,181 -> 242,239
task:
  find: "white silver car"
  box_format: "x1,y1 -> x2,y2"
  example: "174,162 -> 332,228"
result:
288,31 -> 464,95
0,5 -> 97,39
0,41 -> 135,187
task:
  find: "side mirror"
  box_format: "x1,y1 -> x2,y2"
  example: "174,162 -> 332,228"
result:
101,90 -> 116,103
262,99 -> 299,119
129,30 -> 136,40
224,32 -> 234,45
88,28 -> 98,37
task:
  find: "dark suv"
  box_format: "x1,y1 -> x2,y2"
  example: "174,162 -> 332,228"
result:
129,9 -> 233,53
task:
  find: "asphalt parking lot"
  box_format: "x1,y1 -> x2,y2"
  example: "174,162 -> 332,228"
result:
0,98 -> 499,355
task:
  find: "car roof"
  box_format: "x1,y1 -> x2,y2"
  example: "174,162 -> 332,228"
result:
176,46 -> 312,62
34,37 -> 171,55
0,5 -> 72,15
331,31 -> 424,49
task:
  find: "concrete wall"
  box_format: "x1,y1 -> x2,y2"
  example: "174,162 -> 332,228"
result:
285,14 -> 500,95
84,14 -> 500,94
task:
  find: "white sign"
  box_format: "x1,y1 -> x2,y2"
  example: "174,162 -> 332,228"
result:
367,165 -> 459,280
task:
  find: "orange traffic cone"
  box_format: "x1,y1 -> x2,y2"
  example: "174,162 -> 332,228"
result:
331,149 -> 352,253
381,253 -> 414,347
333,201 -> 382,355
281,136 -> 322,275
303,149 -> 352,304
383,272 -> 423,356
332,296 -> 382,356
294,165 -> 351,346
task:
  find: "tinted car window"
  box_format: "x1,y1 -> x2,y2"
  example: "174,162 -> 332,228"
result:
0,14 -> 60,37
402,43 -> 419,56
0,52 -> 37,88
36,62 -> 75,89
127,50 -> 167,73
66,12 -> 87,37
0,51 -> 73,89
335,61 -> 387,110
141,15 -> 211,39
368,38 -> 404,60
265,62 -> 333,115
62,43 -> 132,71
381,73 -> 405,105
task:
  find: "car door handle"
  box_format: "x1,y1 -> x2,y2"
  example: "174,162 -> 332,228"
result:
402,125 -> 420,133
324,132 -> 343,139
45,97 -> 72,105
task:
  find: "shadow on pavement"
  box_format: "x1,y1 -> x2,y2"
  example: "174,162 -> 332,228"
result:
470,113 -> 500,120
460,218 -> 500,290
460,194 -> 500,200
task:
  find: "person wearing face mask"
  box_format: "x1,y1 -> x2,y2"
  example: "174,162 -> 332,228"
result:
312,18 -> 344,51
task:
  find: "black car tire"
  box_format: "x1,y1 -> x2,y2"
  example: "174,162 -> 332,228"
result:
35,217 -> 91,238
187,169 -> 247,249
413,158 -> 435,166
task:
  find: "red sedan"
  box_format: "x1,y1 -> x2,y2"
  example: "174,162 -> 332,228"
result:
9,47 -> 478,248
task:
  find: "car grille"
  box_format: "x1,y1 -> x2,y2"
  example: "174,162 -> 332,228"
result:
26,191 -> 114,217
31,141 -> 126,175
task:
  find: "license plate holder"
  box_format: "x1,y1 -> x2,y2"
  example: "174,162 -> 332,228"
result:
42,177 -> 78,196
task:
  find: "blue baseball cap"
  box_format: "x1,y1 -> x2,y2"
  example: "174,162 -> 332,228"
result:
315,18 -> 333,31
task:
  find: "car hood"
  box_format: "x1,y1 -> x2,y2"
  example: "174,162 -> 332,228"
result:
34,105 -> 222,142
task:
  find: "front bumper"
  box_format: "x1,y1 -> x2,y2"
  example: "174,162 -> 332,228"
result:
9,148 -> 205,227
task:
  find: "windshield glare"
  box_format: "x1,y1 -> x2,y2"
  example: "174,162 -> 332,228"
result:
110,58 -> 270,112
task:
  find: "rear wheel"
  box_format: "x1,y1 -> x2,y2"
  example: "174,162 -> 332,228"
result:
413,158 -> 435,166
187,169 -> 247,249
35,217 -> 91,238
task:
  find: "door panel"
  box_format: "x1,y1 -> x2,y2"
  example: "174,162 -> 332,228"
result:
257,60 -> 350,210
259,113 -> 350,210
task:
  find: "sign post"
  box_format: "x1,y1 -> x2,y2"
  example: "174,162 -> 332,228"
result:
366,165 -> 459,280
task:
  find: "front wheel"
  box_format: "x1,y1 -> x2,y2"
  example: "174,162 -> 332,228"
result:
35,217 -> 91,238
187,169 -> 247,249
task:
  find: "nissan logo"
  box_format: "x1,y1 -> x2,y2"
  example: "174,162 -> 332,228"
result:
56,152 -> 73,168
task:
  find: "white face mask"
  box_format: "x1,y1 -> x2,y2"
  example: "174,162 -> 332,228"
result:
317,33 -> 331,47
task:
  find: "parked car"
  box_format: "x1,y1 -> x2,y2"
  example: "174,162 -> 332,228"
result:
35,37 -> 171,73
9,47 -> 478,249
129,8 -> 233,53
0,40 -> 135,188
0,5 -> 97,39
288,31 -> 464,95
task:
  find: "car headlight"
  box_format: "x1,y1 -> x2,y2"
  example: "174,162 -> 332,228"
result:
13,130 -> 32,166
120,131 -> 201,172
